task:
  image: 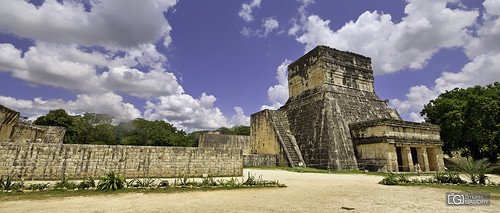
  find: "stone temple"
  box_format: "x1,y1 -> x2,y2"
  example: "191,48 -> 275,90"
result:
0,45 -> 445,178
250,45 -> 445,172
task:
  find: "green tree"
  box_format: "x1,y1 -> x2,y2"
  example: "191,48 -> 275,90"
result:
33,110 -> 196,147
214,126 -> 250,136
34,109 -> 75,143
33,109 -> 73,128
117,118 -> 193,147
216,127 -> 233,135
232,126 -> 250,135
421,82 -> 500,162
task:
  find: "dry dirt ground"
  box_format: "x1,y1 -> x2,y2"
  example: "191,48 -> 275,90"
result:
1,169 -> 498,213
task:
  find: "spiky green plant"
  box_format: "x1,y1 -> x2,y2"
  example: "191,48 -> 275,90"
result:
97,171 -> 125,191
0,175 -> 14,191
379,173 -> 399,185
433,172 -> 465,184
127,179 -> 139,188
54,176 -> 78,190
78,177 -> 96,189
451,157 -> 490,185
137,178 -> 156,188
200,176 -> 218,187
27,183 -> 50,191
11,178 -> 25,190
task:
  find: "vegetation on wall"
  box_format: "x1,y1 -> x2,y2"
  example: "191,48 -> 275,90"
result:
215,126 -> 250,136
421,82 -> 500,162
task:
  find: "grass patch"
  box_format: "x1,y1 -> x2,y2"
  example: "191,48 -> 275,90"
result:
246,166 -> 386,176
0,184 -> 283,201
0,171 -> 285,201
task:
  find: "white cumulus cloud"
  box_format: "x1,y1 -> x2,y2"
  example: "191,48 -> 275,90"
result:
229,107 -> 251,126
144,93 -> 229,131
0,0 -> 176,49
390,0 -> 500,122
292,0 -> 478,75
0,93 -> 141,123
261,60 -> 291,110
0,0 -> 251,131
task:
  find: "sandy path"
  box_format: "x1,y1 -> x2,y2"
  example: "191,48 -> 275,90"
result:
1,169 -> 497,213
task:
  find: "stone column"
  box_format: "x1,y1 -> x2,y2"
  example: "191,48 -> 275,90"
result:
387,145 -> 398,173
401,145 -> 413,172
417,147 -> 430,172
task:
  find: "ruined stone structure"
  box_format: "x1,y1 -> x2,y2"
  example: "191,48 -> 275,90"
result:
199,133 -> 276,167
251,46 -> 445,172
0,105 -> 243,180
350,119 -> 444,172
1,104 -> 66,143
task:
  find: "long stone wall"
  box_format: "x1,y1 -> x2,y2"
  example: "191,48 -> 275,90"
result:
0,142 -> 243,180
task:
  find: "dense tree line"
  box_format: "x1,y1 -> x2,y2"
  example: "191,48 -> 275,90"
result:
33,109 -> 247,147
421,82 -> 500,162
214,126 -> 250,136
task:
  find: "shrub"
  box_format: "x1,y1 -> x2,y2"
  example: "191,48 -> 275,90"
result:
451,157 -> 490,185
379,173 -> 399,185
127,179 -> 139,188
200,176 -> 218,187
433,172 -> 465,184
11,178 -> 25,191
486,165 -> 500,175
78,177 -> 96,189
97,171 -> 125,191
174,175 -> 196,188
219,177 -> 239,187
27,183 -> 50,191
0,175 -> 14,191
242,173 -> 259,186
54,176 -> 78,190
136,178 -> 156,188
379,173 -> 410,185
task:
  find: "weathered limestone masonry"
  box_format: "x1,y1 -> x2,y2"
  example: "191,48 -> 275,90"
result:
0,104 -> 20,141
199,134 -> 251,154
0,105 -> 243,180
0,104 -> 66,144
0,142 -> 242,180
199,133 -> 276,167
350,119 -> 444,172
251,45 -> 444,172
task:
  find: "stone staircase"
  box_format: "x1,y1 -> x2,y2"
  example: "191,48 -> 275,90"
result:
269,110 -> 305,168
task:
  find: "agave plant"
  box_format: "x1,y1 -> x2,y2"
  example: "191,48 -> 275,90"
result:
137,178 -> 156,188
0,175 -> 14,191
53,175 -> 78,190
97,171 -> 126,191
78,177 -> 96,189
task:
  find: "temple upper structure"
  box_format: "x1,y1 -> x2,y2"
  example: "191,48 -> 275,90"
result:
250,46 -> 444,172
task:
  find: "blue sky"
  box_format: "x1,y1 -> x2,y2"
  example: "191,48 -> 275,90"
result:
0,0 -> 499,131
